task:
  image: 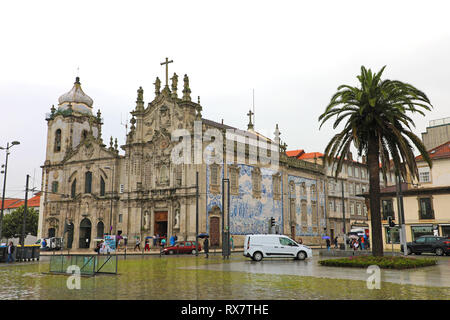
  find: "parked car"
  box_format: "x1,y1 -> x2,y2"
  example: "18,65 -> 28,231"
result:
162,241 -> 202,255
401,235 -> 450,256
243,234 -> 312,262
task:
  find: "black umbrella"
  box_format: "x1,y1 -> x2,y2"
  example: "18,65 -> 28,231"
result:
198,233 -> 209,239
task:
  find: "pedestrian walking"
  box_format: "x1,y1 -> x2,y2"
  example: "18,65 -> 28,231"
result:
170,235 -> 175,246
134,238 -> 141,251
360,236 -> 365,250
95,241 -> 102,254
161,237 -> 166,248
358,237 -> 362,250
144,238 -> 150,251
230,236 -> 234,251
326,238 -> 331,251
7,242 -> 15,263
203,237 -> 209,258
334,236 -> 338,249
174,234 -> 178,242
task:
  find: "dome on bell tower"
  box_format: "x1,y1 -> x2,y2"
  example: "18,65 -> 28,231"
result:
58,77 -> 94,114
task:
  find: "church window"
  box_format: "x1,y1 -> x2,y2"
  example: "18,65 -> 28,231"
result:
118,214 -> 123,223
252,167 -> 262,199
54,129 -> 62,152
160,165 -> 169,184
81,130 -> 88,141
229,165 -> 240,196
312,203 -> 318,226
51,181 -> 59,193
209,164 -> 220,194
71,179 -> 77,198
85,171 -> 92,194
273,174 -> 281,200
289,181 -> 295,195
301,182 -> 306,196
310,184 -> 316,199
290,199 -> 296,224
100,176 -> 106,196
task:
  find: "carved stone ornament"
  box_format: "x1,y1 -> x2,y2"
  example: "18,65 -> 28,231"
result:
84,144 -> 94,158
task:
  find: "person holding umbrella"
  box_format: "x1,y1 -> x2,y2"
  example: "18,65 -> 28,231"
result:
203,237 -> 209,258
326,238 -> 331,251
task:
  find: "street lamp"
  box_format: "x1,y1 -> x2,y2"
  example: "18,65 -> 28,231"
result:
0,141 -> 20,241
104,166 -> 115,235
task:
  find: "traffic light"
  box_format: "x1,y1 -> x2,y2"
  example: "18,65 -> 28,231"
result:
388,216 -> 395,228
270,217 -> 275,227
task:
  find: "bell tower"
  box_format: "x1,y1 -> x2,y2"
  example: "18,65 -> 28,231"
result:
44,77 -> 103,164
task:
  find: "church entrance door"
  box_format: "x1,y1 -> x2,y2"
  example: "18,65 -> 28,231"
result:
209,216 -> 220,247
79,218 -> 92,249
154,211 -> 168,238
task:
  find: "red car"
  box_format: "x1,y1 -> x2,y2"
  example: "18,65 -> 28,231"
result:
162,241 -> 202,255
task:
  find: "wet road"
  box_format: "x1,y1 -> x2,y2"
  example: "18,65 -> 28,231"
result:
184,253 -> 450,288
0,252 -> 448,299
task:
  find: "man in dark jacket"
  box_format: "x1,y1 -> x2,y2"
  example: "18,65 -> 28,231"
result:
7,242 -> 15,263
203,238 -> 209,259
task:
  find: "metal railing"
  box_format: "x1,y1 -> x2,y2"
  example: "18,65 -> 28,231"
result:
49,254 -> 117,275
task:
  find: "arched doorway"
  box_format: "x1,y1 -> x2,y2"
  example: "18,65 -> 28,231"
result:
79,218 -> 92,248
209,216 -> 220,247
97,221 -> 104,239
154,211 -> 168,238
48,228 -> 56,238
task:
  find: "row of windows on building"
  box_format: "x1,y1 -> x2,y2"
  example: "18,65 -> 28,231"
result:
328,180 -> 368,196
53,129 -> 90,153
327,164 -> 368,179
51,171 -> 107,198
381,197 -> 435,221
328,199 -> 367,216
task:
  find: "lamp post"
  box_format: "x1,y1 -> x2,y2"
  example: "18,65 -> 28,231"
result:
341,179 -> 347,250
0,140 -> 20,241
104,166 -> 115,235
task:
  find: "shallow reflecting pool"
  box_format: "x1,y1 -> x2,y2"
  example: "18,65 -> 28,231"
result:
0,254 -> 449,300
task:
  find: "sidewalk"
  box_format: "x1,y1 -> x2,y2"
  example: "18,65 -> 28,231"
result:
40,245 -> 325,256
40,247 -> 245,256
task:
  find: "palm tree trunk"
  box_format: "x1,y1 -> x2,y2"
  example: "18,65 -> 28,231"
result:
367,136 -> 384,256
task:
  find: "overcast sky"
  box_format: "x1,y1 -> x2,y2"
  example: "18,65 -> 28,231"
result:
1,0 -> 449,197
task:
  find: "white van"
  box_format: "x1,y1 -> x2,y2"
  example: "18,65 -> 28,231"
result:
243,234 -> 312,261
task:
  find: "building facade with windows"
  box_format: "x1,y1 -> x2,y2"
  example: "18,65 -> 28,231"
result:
286,151 -> 370,241
368,140 -> 450,250
38,64 -> 327,250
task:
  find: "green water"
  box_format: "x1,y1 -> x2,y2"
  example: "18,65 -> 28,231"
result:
1,255 -> 449,300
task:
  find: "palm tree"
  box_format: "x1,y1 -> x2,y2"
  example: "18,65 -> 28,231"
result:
319,66 -> 432,256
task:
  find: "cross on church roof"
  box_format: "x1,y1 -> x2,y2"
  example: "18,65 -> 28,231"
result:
160,57 -> 173,88
247,110 -> 254,125
247,109 -> 254,130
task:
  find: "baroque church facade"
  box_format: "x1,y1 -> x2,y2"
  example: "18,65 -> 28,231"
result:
38,62 -> 328,249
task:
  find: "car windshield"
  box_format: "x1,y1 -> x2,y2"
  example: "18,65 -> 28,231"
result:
279,237 -> 297,246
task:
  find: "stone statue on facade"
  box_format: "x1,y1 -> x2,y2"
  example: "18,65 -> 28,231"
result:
154,77 -> 161,96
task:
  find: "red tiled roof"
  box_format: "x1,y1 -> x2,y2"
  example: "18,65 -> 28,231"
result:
298,152 -> 324,160
7,194 -> 40,209
286,149 -> 305,157
2,198 -> 23,209
416,140 -> 450,161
